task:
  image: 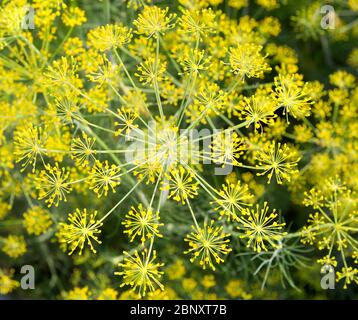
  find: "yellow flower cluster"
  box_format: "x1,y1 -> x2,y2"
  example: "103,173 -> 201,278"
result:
0,0 -> 357,299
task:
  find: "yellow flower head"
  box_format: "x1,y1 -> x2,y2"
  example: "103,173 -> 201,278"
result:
65,286 -> 91,300
0,202 -> 11,220
212,180 -> 253,221
54,95 -> 80,125
336,267 -> 358,289
133,155 -> 163,185
14,124 -> 47,173
240,95 -> 277,133
229,43 -> 271,81
23,206 -> 53,236
71,132 -> 97,167
87,24 -> 132,52
97,288 -> 118,300
179,8 -> 216,36
0,1 -> 28,36
88,160 -> 121,198
114,107 -> 139,136
184,220 -> 232,271
329,70 -> 356,90
62,7 -> 87,27
166,260 -> 186,280
162,166 -> 199,204
135,57 -> 167,86
255,142 -> 300,184
2,235 -> 27,258
238,202 -> 286,252
273,73 -> 313,121
134,6 -> 176,38
210,131 -> 246,167
36,163 -> 72,207
179,49 -> 211,75
0,269 -> 20,295
57,208 -> 103,255
46,57 -> 82,90
122,204 -> 163,244
116,249 -> 164,298
87,57 -> 119,87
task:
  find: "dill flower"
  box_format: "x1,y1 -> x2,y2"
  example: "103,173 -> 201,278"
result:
88,160 -> 121,198
71,132 -> 96,167
179,8 -> 216,36
303,188 -> 324,209
0,269 -> 19,295
114,107 -> 139,136
229,43 -> 271,81
348,48 -> 358,70
0,202 -> 11,220
87,24 -> 132,52
336,267 -> 358,289
184,220 -> 232,271
329,70 -> 356,90
291,2 -> 325,41
194,82 -> 226,116
87,58 -> 119,87
129,36 -> 155,60
182,278 -> 197,292
212,181 -> 253,221
179,49 -> 211,75
115,249 -> 165,297
133,6 -> 176,38
55,95 -> 80,125
352,251 -> 358,264
122,204 -> 163,244
225,279 -> 252,299
135,57 -> 167,86
127,0 -> 151,10
2,0 -> 357,299
63,37 -> 85,56
201,274 -> 216,289
257,0 -> 279,10
161,82 -> 185,105
210,131 -> 246,166
162,166 -> 199,204
273,73 -> 313,121
255,142 -> 300,184
2,235 -> 27,258
237,202 -> 286,252
62,7 -> 87,27
46,57 -> 82,89
301,182 -> 358,287
166,260 -> 186,280
23,206 -> 52,236
0,1 -> 29,36
36,163 -> 72,207
14,124 -> 47,173
133,155 -> 163,184
97,288 -> 118,300
293,124 -> 314,143
240,95 -> 276,132
84,85 -> 109,113
65,286 -> 91,300
259,16 -> 281,36
228,0 -> 248,10
317,255 -> 337,267
57,208 -> 103,255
